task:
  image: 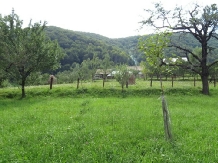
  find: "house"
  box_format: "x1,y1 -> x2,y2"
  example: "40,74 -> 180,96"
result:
163,57 -> 188,64
127,66 -> 144,78
94,69 -> 112,79
95,66 -> 144,80
107,70 -> 118,79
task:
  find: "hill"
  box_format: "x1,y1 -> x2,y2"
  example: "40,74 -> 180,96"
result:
45,26 -> 136,72
45,26 -> 218,72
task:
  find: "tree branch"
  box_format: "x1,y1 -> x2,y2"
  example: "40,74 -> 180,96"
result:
168,44 -> 201,63
208,60 -> 218,69
211,33 -> 218,40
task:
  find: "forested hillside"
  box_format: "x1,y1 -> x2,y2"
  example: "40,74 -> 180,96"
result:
45,26 -> 135,72
45,26 -> 218,72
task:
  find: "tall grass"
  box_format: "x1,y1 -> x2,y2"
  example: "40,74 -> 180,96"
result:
1,93 -> 218,162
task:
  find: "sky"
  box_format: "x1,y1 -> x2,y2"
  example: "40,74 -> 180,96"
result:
0,0 -> 217,38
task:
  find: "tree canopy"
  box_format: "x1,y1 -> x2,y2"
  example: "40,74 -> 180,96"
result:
0,11 -> 65,97
140,3 -> 218,95
45,26 -> 135,71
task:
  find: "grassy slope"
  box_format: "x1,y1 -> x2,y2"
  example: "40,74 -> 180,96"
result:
1,80 -> 218,162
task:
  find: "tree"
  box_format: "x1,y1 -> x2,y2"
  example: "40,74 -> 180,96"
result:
140,61 -> 157,86
73,61 -> 90,89
101,53 -> 113,88
0,10 -> 65,98
56,70 -> 75,84
141,3 -> 218,95
73,63 -> 82,89
114,64 -> 131,91
139,32 -> 172,87
87,54 -> 101,82
0,69 -> 7,87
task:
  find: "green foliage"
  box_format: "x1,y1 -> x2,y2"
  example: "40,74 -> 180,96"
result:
71,62 -> 90,88
45,26 -> 134,71
101,54 -> 113,75
139,32 -> 173,80
114,65 -> 131,90
0,79 -> 11,88
56,70 -> 75,84
45,26 -> 218,75
0,11 -> 65,97
139,32 -> 171,66
86,54 -> 101,81
141,3 -> 218,94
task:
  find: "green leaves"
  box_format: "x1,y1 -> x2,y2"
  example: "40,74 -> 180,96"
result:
114,64 -> 131,90
0,10 -> 65,97
138,31 -> 172,73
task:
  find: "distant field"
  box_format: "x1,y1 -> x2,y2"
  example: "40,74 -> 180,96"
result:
1,78 -> 217,99
0,81 -> 218,162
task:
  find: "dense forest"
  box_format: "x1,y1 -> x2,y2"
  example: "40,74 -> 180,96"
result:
45,26 -> 136,72
45,26 -> 218,73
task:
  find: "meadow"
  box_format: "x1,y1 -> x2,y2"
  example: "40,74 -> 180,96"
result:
0,79 -> 218,162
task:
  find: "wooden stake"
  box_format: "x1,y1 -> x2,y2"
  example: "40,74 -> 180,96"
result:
162,95 -> 173,141
160,74 -> 173,141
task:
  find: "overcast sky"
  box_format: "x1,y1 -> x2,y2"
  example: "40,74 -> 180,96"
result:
0,0 -> 217,38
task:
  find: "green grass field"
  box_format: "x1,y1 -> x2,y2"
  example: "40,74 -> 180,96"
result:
1,79 -> 218,162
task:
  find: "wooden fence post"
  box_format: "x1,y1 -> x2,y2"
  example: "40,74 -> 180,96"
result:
160,74 -> 173,141
162,95 -> 173,141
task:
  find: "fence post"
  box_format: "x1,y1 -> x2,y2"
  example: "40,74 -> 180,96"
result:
162,95 -> 173,141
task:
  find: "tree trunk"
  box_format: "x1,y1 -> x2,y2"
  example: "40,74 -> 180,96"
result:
103,77 -> 105,88
77,78 -> 80,89
92,73 -> 94,82
126,81 -> 128,88
194,76 -> 196,87
50,76 -> 53,89
150,77 -> 153,87
201,40 -> 209,95
171,76 -> 174,88
201,75 -> 209,95
21,79 -> 25,98
160,75 -> 163,88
